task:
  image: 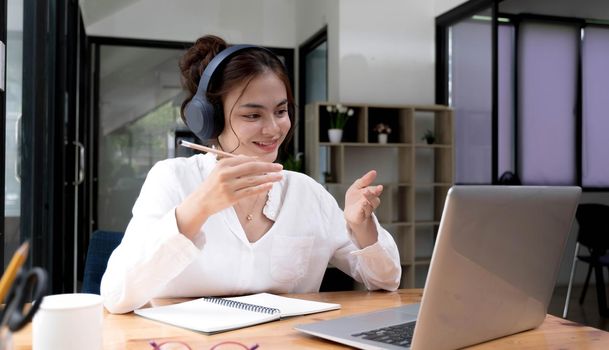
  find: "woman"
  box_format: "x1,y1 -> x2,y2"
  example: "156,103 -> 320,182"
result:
101,35 -> 401,314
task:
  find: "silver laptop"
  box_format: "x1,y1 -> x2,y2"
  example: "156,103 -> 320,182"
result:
295,186 -> 580,350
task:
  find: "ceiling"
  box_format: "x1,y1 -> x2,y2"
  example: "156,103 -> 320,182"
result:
79,0 -> 143,27
499,0 -> 609,21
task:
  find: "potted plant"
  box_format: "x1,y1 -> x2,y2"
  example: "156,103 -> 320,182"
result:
281,152 -> 303,173
323,171 -> 335,183
326,104 -> 354,143
372,123 -> 392,144
422,129 -> 435,144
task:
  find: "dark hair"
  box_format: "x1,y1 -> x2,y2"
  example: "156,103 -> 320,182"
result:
179,35 -> 295,146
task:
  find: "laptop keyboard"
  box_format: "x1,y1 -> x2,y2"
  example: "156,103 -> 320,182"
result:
351,321 -> 416,348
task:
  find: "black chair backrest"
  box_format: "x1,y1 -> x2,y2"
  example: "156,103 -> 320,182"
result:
576,203 -> 609,254
82,230 -> 124,294
498,171 -> 522,185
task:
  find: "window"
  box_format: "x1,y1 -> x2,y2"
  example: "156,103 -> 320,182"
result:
438,2 -> 609,189
582,26 -> 609,187
517,21 -> 578,185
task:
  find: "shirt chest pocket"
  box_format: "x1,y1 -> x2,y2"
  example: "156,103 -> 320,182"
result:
270,235 -> 315,285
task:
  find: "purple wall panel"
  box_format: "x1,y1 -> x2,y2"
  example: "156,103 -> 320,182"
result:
518,22 -> 577,185
451,20 -> 492,184
582,26 -> 609,187
498,24 -> 515,177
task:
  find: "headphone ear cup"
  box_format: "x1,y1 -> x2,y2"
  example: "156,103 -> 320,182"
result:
185,95 -> 216,141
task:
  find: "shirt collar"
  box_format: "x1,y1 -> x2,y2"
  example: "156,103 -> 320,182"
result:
263,176 -> 283,221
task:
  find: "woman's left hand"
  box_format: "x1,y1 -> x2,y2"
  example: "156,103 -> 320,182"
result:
344,170 -> 383,227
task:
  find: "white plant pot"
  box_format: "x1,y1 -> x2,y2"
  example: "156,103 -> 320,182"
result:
328,129 -> 343,143
378,133 -> 388,144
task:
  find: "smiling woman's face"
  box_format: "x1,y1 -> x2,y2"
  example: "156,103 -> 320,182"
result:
217,71 -> 291,162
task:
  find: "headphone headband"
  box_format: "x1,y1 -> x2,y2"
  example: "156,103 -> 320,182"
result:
193,44 -> 259,103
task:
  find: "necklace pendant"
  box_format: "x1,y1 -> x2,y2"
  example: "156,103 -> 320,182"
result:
246,214 -> 253,221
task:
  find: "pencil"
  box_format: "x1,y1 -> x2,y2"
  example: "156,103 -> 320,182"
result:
179,140 -> 237,158
0,241 -> 29,304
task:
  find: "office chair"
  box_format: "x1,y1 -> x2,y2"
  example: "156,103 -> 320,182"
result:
82,230 -> 124,295
563,204 -> 609,318
497,171 -> 521,185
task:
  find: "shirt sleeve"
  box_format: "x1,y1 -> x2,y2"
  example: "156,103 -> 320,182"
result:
319,185 -> 402,291
100,160 -> 201,314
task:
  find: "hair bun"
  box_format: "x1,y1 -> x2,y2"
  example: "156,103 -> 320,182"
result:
179,35 -> 228,95
192,35 -> 228,73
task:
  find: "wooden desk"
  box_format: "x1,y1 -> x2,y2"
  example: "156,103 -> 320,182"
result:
13,289 -> 609,349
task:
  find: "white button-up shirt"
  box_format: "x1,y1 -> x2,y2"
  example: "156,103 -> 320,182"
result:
101,153 -> 401,314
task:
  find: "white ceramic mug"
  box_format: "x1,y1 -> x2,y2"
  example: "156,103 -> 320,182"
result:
0,326 -> 13,350
32,293 -> 104,350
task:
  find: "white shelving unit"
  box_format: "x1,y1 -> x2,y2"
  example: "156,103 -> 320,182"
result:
305,102 -> 454,288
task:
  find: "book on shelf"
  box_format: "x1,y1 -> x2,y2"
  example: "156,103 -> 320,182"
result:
134,292 -> 341,334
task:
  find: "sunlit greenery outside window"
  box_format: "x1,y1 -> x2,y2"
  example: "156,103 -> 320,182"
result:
98,100 -> 182,231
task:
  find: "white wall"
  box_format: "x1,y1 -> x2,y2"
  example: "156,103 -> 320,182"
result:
296,0 -> 439,105
295,0 -> 336,44
337,0 -> 435,104
294,0 -> 339,101
85,0 -> 297,47
83,0 -> 448,105
435,0 -> 469,15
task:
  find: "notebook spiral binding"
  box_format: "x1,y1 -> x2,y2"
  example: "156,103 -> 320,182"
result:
203,297 -> 281,315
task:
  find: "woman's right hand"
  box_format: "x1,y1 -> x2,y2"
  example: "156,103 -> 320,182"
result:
176,156 -> 283,239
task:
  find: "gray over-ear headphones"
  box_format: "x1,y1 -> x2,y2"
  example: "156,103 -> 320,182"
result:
184,44 -> 273,141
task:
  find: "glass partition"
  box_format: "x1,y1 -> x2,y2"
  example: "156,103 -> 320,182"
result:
449,15 -> 492,184
517,21 -> 578,185
4,0 -> 23,266
582,26 -> 609,187
440,0 -> 609,188
97,45 -> 185,232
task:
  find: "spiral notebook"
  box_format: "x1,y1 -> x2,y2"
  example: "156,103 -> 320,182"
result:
134,293 -> 341,333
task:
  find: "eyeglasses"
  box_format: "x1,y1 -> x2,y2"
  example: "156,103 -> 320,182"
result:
149,340 -> 260,350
